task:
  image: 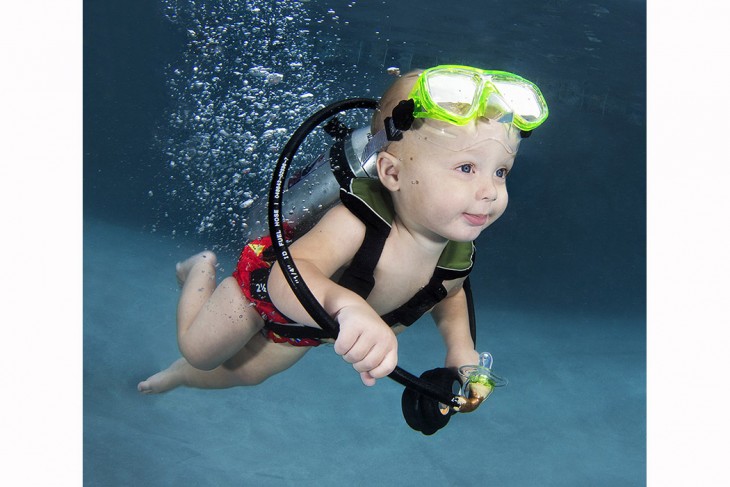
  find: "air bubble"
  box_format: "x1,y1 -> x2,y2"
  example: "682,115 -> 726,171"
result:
157,0 -> 350,246
266,73 -> 284,84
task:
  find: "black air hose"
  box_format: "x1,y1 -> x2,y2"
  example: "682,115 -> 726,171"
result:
267,98 -> 461,408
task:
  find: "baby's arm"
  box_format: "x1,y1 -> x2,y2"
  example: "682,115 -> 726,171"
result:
431,283 -> 480,371
267,204 -> 398,385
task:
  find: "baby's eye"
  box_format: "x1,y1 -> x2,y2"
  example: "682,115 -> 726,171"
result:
495,168 -> 509,179
457,163 -> 475,174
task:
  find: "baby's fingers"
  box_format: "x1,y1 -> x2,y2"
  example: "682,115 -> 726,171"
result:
350,343 -> 385,373
365,347 -> 398,379
359,371 -> 377,387
351,341 -> 396,377
333,325 -> 359,357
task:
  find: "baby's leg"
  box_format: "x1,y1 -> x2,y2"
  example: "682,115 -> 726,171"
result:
175,250 -> 263,370
140,250 -> 308,393
177,272 -> 266,370
175,250 -> 219,337
138,331 -> 311,393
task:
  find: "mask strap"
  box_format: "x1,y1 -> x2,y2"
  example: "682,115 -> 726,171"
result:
360,99 -> 415,162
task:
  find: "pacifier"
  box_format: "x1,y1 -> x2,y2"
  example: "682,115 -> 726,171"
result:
455,352 -> 508,413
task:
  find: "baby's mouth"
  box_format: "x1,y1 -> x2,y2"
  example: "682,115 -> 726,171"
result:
463,213 -> 489,226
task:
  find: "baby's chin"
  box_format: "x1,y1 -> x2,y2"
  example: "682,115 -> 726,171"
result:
443,223 -> 492,243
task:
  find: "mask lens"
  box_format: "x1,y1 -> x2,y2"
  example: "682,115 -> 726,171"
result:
426,71 -> 479,118
483,92 -> 515,125
491,80 -> 544,122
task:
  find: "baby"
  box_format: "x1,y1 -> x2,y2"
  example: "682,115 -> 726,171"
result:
138,65 -> 548,394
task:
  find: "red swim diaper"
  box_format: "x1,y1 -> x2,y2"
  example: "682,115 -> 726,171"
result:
233,235 -> 293,326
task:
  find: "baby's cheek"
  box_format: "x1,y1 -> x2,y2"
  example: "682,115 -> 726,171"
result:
498,189 -> 509,209
493,200 -> 508,221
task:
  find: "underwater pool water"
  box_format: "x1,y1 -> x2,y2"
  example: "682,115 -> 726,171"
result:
84,0 -> 646,485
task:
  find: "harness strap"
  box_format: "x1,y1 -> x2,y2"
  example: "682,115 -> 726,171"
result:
337,187 -> 391,299
381,276 -> 448,327
336,224 -> 388,299
264,322 -> 331,340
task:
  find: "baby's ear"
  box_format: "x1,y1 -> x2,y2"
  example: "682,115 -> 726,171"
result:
377,151 -> 401,191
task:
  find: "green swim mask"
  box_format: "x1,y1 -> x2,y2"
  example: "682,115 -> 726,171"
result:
409,65 -> 549,132
361,65 -> 548,162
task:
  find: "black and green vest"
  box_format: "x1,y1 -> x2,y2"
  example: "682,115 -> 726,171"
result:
338,178 -> 475,327
263,177 -> 475,340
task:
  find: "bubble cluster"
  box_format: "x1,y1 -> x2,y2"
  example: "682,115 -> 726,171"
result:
154,0 -> 350,247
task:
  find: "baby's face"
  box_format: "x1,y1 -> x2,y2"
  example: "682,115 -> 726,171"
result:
386,120 -> 519,243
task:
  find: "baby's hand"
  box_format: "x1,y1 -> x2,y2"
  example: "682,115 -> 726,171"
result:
334,304 -> 398,386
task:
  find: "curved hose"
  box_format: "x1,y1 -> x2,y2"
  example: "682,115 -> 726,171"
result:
267,98 -> 462,408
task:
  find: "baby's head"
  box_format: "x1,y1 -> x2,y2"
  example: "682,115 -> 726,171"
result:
369,65 -> 548,241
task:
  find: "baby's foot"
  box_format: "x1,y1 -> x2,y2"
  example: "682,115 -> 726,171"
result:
176,250 -> 217,287
137,358 -> 187,394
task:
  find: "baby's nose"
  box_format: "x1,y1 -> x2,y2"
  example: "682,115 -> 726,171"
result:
477,177 -> 497,201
